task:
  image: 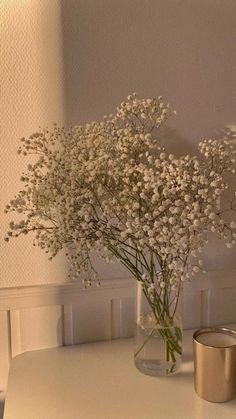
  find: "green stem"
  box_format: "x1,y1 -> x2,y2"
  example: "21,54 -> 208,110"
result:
134,321 -> 158,358
107,245 -> 182,373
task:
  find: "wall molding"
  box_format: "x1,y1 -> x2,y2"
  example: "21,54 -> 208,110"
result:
0,278 -> 134,311
0,269 -> 235,308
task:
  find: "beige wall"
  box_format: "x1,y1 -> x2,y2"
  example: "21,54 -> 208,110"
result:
1,0 -> 236,287
1,1 -> 66,287
62,0 -> 236,139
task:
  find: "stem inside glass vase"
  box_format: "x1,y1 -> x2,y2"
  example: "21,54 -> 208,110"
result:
107,243 -> 183,376
134,280 -> 183,376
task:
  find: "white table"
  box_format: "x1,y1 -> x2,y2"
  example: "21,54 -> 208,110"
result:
3,329 -> 236,419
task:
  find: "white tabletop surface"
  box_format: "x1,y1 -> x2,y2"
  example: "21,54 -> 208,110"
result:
3,328 -> 236,419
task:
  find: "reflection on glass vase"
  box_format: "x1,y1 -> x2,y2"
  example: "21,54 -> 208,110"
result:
134,281 -> 183,377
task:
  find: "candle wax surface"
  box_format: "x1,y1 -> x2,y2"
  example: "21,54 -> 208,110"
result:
196,332 -> 236,347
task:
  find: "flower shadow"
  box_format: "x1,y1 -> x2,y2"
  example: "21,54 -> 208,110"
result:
154,125 -> 197,157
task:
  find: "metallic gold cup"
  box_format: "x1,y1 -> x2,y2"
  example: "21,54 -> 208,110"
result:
193,327 -> 236,402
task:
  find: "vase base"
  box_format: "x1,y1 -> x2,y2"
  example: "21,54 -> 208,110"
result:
134,358 -> 181,377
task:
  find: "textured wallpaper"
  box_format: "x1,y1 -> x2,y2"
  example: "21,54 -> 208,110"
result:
1,0 -> 236,287
1,1 -> 67,287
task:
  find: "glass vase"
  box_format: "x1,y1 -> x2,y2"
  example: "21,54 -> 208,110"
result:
134,281 -> 183,377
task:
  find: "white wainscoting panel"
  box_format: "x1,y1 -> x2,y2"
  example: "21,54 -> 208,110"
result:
0,272 -> 236,392
111,297 -> 135,339
0,311 -> 11,390
71,297 -> 112,344
12,305 -> 63,354
9,311 -> 21,358
201,287 -> 236,327
62,304 -> 74,346
182,289 -> 201,330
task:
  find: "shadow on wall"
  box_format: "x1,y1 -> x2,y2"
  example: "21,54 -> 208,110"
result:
0,394 -> 5,419
157,124 -> 236,157
155,125 -> 196,156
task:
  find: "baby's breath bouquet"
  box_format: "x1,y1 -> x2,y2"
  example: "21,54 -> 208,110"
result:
5,94 -> 236,376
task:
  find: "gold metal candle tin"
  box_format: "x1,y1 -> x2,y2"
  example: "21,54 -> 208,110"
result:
193,327 -> 236,403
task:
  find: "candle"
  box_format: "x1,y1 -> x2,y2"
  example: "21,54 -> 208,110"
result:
193,327 -> 236,402
196,331 -> 236,347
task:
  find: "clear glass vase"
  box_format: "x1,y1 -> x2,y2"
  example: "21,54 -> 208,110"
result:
134,281 -> 183,377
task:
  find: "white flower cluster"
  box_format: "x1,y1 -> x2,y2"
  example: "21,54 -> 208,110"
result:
5,94 -> 236,296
